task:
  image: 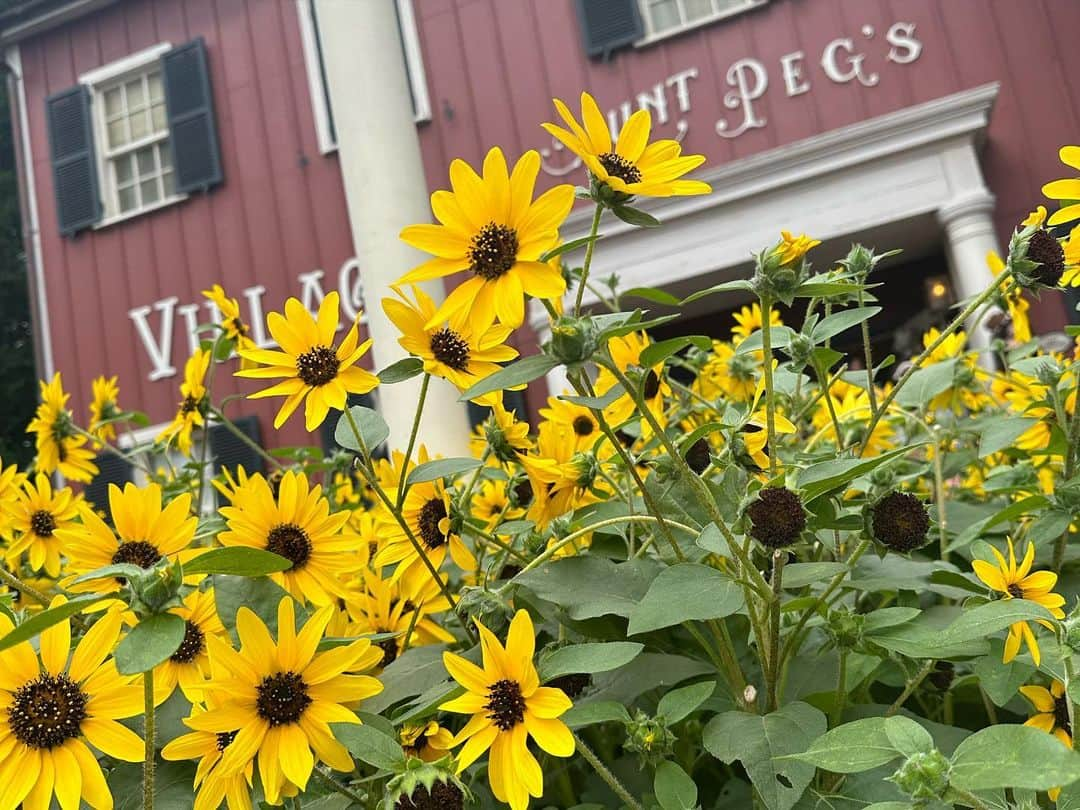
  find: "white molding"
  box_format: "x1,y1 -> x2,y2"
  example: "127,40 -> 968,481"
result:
531,81 -> 1001,331
0,0 -> 118,44
296,0 -> 337,155
636,0 -> 768,48
5,44 -> 53,379
396,0 -> 431,124
78,41 -> 171,87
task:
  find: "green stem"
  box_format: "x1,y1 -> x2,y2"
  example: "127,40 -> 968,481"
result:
574,203 -> 604,315
886,659 -> 934,716
947,787 -> 992,810
1054,373 -> 1080,572
932,431 -> 949,562
0,567 -> 49,607
210,407 -> 284,470
758,295 -> 779,477
765,550 -> 785,713
1064,654 -> 1078,751
573,732 -> 644,810
832,649 -> 848,727
143,668 -> 155,810
395,372 -> 430,511
857,285 -> 878,415
811,355 -> 846,452
858,274 -> 1008,457
312,767 -> 367,805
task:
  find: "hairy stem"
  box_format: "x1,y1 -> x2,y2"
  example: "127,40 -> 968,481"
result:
573,732 -> 644,810
574,203 -> 604,315
143,668 -> 155,810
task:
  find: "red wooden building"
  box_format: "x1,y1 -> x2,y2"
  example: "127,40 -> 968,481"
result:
2,0 -> 1078,494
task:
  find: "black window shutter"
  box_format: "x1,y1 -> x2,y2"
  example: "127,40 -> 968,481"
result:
210,415 -> 265,478
46,84 -> 102,236
85,452 -> 133,523
161,37 -> 223,193
575,0 -> 645,59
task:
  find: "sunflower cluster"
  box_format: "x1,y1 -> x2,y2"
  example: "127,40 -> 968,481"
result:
4,105 -> 1080,810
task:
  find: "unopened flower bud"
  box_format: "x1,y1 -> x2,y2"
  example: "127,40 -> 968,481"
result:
888,749 -> 951,801
827,609 -> 865,650
745,487 -> 806,549
548,315 -> 599,366
624,710 -> 675,764
455,586 -> 511,636
388,755 -> 470,810
868,491 -> 930,554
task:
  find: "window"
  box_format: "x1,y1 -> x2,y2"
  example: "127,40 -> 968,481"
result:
297,0 -> 430,156
638,0 -> 767,43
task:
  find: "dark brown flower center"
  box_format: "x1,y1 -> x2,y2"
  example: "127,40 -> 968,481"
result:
229,317 -> 248,337
417,497 -> 449,550
396,782 -> 465,810
296,345 -> 340,387
216,730 -> 238,751
572,415 -> 595,437
1056,693 -> 1072,734
256,671 -> 311,726
745,487 -> 806,549
9,673 -> 88,749
111,541 -> 163,582
429,328 -> 471,372
468,222 -> 518,281
1027,229 -> 1065,287
485,678 -> 526,731
376,633 -> 399,667
170,620 -> 206,664
642,370 -> 661,400
1007,583 -> 1025,599
266,523 -> 312,570
30,510 -> 57,537
598,152 -> 642,185
180,394 -> 200,415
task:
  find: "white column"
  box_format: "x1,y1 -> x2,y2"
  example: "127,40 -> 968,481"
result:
314,0 -> 471,457
936,188 -> 1000,353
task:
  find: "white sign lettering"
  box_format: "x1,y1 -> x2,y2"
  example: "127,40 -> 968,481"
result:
539,21 -> 923,173
128,258 -> 367,382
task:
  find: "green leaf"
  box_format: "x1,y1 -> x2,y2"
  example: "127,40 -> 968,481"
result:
788,717 -> 900,773
611,204 -> 661,228
183,547 -> 291,576
515,557 -> 661,621
797,445 -> 914,503
810,306 -> 882,344
656,681 -> 714,724
695,523 -> 725,555
862,607 -> 921,634
377,356 -> 424,384
459,354 -> 560,401
406,457 -> 483,486
364,645 -> 449,715
703,702 -> 826,810
950,724 -> 1080,790
681,279 -> 755,306
978,417 -> 1038,457
884,716 -> 933,757
0,594 -> 108,653
539,233 -> 603,262
654,761 -> 698,810
71,563 -> 150,586
638,335 -> 711,369
213,575 -> 299,639
114,613 -> 187,674
974,638 -> 1036,706
941,599 -> 1055,644
627,563 -> 743,635
333,405 -> 390,454
538,642 -> 644,681
560,387 -> 623,410
781,562 -> 848,589
332,723 -> 406,771
623,286 -> 682,306
561,700 -> 631,729
894,359 -> 958,408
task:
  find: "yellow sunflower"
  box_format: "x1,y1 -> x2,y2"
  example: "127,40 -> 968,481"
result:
161,702 -> 255,810
26,373 -> 98,483
204,283 -> 257,357
1020,679 -> 1072,802
2,472 -> 79,577
596,330 -> 671,434
987,250 -> 1032,344
189,596 -> 384,805
542,92 -> 710,198
56,482 -> 199,595
538,394 -> 604,454
773,231 -> 821,266
522,423 -> 609,530
695,340 -> 758,403
441,609 -> 574,810
971,538 -> 1065,665
1060,224 -> 1080,286
373,477 -> 476,589
1041,145 -> 1080,226
218,470 -> 361,606
342,573 -> 453,667
87,375 -> 121,444
471,478 -> 524,531
383,285 -> 519,402
0,456 -> 23,540
157,348 -> 211,456
398,146 -> 574,328
731,302 -> 783,345
479,396 -> 534,462
0,603 -> 143,810
400,721 -> 454,763
156,587 -> 228,702
236,291 -> 379,431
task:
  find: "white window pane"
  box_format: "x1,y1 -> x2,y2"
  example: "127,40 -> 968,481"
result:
684,0 -> 715,20
107,118 -> 127,149
159,144 -> 173,170
162,169 -> 175,197
130,110 -> 149,141
140,178 -> 160,205
114,155 -> 133,184
147,71 -> 164,102
118,185 -> 137,212
125,78 -> 145,110
104,86 -> 124,117
151,102 -> 167,132
715,0 -> 749,8
649,0 -> 681,31
136,146 -> 157,177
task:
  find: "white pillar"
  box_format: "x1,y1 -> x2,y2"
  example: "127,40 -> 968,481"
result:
314,0 -> 471,457
937,189 -> 1000,354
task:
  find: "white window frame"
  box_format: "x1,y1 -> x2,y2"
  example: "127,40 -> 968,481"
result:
296,0 -> 430,156
636,0 -> 768,46
78,42 -> 188,229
